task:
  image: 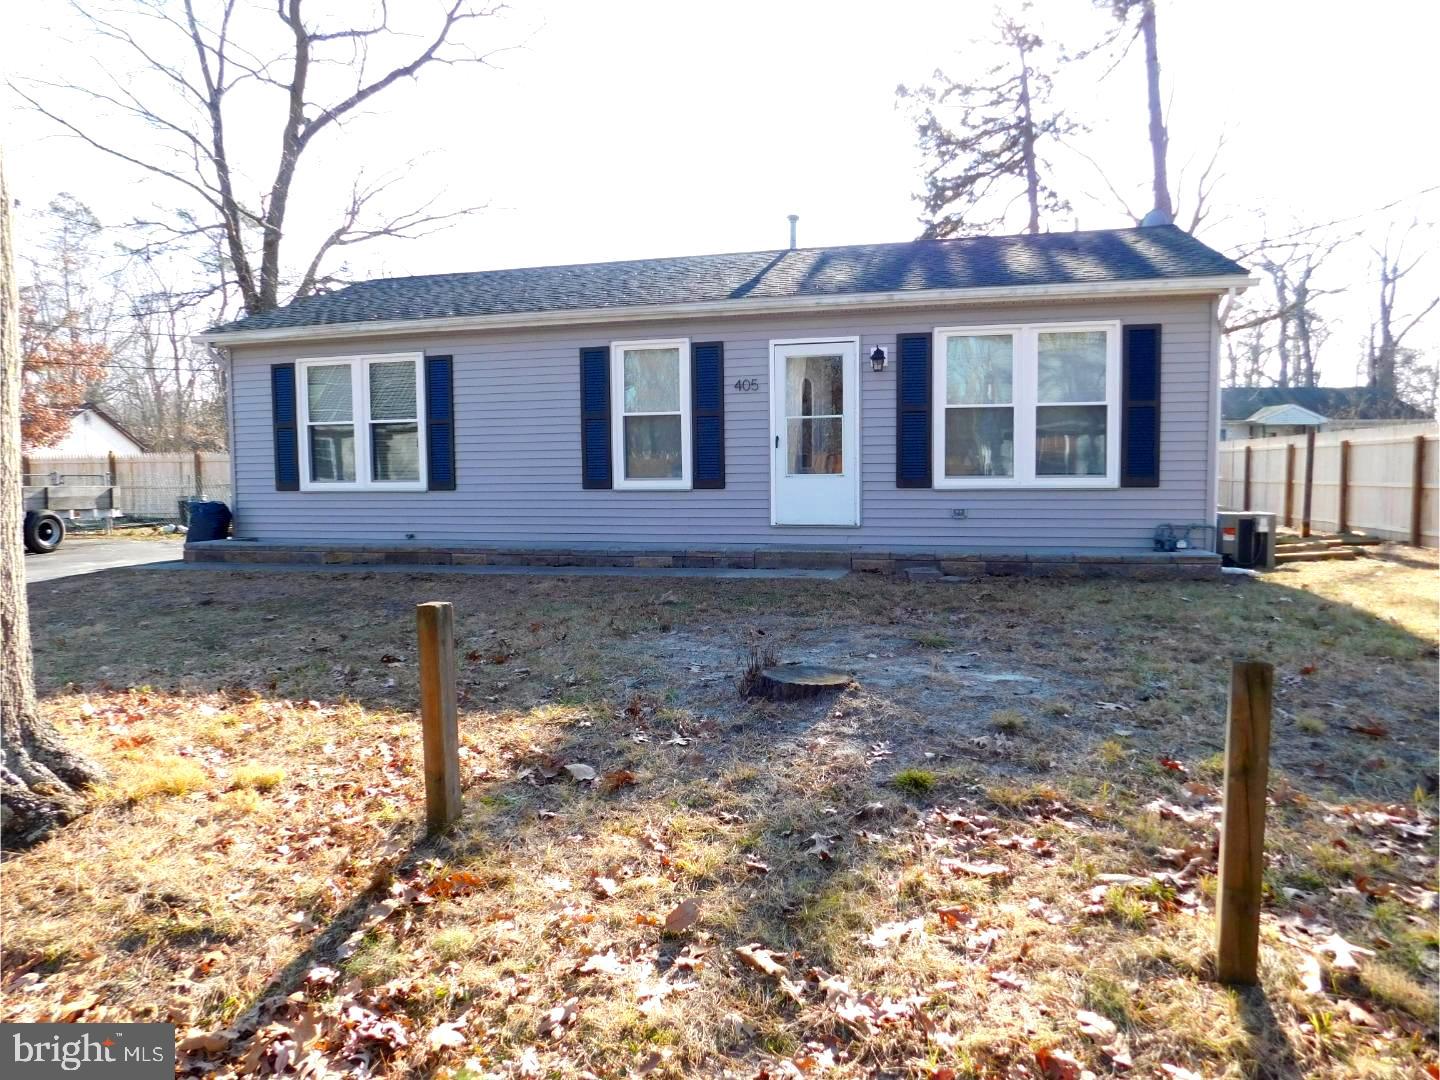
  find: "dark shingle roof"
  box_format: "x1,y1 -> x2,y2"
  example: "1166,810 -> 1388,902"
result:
1222,387 -> 1428,422
212,224 -> 1246,334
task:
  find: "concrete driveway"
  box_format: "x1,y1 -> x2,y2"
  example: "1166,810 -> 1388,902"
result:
23,539 -> 184,584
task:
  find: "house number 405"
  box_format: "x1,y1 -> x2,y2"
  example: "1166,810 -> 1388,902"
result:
732,378 -> 760,392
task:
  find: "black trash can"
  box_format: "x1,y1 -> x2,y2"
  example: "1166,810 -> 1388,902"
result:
186,500 -> 232,542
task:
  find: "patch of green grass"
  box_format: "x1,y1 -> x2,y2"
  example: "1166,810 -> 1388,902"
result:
1081,972 -> 1133,1025
1103,888 -> 1149,929
342,933 -> 406,987
893,768 -> 937,796
1296,713 -> 1327,735
989,709 -> 1026,735
429,927 -> 477,962
1095,738 -> 1128,767
912,632 -> 952,649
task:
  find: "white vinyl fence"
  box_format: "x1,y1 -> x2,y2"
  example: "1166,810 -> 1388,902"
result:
1218,422 -> 1438,548
23,451 -> 231,519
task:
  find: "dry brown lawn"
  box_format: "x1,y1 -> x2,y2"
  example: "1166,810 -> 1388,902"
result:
3,547 -> 1436,1079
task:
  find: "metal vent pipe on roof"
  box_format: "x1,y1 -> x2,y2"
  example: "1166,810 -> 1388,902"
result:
787,214 -> 798,250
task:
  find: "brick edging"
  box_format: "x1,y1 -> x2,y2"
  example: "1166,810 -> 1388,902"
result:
183,543 -> 1222,580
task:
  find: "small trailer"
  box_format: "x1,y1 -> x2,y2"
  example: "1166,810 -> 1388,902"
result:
21,473 -> 116,554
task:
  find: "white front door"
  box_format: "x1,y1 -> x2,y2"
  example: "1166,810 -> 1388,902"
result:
770,338 -> 860,526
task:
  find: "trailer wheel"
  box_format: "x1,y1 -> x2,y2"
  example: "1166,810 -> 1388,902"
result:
23,511 -> 65,554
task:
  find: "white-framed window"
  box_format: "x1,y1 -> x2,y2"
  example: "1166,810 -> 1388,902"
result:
932,321 -> 1120,489
296,352 -> 426,491
610,338 -> 692,490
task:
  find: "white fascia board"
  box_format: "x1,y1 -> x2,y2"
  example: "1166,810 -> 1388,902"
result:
198,274 -> 1258,347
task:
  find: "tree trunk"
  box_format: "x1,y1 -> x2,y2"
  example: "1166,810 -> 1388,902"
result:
1016,39 -> 1041,234
0,146 -> 103,849
1140,0 -> 1173,221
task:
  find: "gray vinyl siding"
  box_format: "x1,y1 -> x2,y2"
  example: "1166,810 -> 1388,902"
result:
225,295 -> 1220,552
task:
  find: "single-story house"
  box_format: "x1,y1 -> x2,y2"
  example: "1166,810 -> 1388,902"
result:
1220,387 -> 1428,440
193,223 -> 1253,576
1222,402 -> 1328,442
25,403 -> 147,458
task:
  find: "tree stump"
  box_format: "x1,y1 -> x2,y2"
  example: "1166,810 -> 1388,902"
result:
752,664 -> 851,701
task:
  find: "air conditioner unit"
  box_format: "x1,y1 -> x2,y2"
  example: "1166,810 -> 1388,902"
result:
1217,511 -> 1276,570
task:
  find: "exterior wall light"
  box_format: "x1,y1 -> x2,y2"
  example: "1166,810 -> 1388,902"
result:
870,346 -> 887,372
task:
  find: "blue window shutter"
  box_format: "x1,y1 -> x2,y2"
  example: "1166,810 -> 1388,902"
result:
691,341 -> 725,488
271,363 -> 299,491
579,346 -> 612,489
895,333 -> 932,488
425,355 -> 456,491
1122,324 -> 1162,488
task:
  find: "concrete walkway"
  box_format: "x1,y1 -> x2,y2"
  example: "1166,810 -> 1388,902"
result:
24,540 -> 184,584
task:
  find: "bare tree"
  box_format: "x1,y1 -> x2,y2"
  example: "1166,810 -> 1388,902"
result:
101,277 -> 228,450
1251,240 -> 1340,388
1093,0 -> 1171,221
898,10 -> 1076,237
1367,223 -> 1439,398
14,0 -> 505,316
2,148 -> 105,848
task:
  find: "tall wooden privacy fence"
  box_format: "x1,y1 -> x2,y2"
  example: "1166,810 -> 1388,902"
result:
1219,423 -> 1438,548
23,451 -> 231,519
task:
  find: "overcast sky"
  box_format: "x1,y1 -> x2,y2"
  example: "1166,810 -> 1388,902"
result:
3,0 -> 1437,384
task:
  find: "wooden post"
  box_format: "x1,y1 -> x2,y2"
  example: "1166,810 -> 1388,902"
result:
193,448 -> 204,497
1300,430 -> 1316,538
1215,659 -> 1274,986
1282,443 -> 1296,527
1242,445 -> 1252,512
416,601 -> 462,833
1337,440 -> 1351,535
107,450 -> 118,486
1412,435 -> 1427,548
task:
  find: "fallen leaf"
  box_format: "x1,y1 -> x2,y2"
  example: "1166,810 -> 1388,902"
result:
601,769 -> 638,793
576,950 -> 625,975
804,833 -> 837,861
941,859 -> 1009,878
664,898 -> 701,934
178,1031 -> 233,1055
1342,1000 -> 1382,1028
592,876 -> 618,899
863,918 -> 923,950
1316,932 -> 1375,971
1035,1046 -> 1084,1080
1159,1065 -> 1206,1080
56,993 -> 98,1022
936,907 -> 978,935
744,855 -> 770,875
1347,723 -> 1389,738
1076,1009 -> 1118,1041
537,997 -> 578,1040
735,943 -> 788,977
564,763 -> 597,782
1158,757 -> 1189,775
988,969 -> 1027,991
427,1021 -> 467,1050
1298,954 -> 1324,996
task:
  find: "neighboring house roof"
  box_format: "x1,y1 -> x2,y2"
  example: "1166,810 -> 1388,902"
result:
82,403 -> 148,452
25,403 -> 148,454
208,224 -> 1248,338
1243,404 -> 1327,426
1222,387 -> 1428,422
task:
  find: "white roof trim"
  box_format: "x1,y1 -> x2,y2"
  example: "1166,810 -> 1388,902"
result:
198,273 -> 1257,347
